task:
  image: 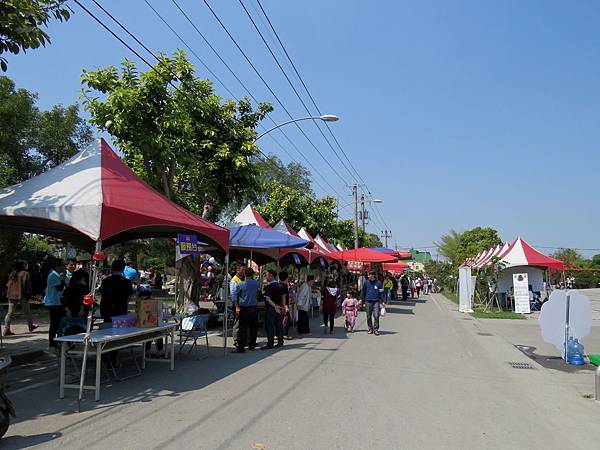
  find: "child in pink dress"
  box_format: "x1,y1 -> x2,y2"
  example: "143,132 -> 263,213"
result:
341,291 -> 359,332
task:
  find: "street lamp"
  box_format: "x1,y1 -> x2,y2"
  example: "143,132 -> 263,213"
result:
255,114 -> 339,141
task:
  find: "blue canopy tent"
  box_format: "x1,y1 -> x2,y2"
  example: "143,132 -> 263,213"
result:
199,224 -> 309,265
229,224 -> 308,248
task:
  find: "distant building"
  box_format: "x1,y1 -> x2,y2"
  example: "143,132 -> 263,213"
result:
410,248 -> 432,263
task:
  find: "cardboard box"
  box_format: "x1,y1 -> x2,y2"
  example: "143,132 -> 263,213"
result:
135,299 -> 162,328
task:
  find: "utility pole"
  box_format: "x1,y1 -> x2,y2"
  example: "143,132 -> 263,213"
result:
381,230 -> 392,248
361,192 -> 366,234
353,184 -> 359,249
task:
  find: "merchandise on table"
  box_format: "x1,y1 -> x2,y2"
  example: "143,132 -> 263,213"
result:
111,314 -> 136,328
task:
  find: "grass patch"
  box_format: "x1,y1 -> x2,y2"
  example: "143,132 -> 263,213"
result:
470,309 -> 526,320
441,291 -> 458,304
441,292 -> 525,319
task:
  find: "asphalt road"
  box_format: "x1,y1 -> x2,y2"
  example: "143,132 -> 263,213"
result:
3,293 -> 600,449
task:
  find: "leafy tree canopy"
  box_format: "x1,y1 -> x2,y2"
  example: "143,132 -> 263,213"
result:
552,248 -> 583,266
435,229 -> 463,264
0,75 -> 92,291
0,75 -> 93,187
435,227 -> 501,265
0,0 -> 71,71
81,51 -> 272,221
221,154 -> 312,222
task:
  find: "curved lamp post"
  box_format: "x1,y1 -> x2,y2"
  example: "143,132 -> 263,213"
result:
255,114 -> 339,141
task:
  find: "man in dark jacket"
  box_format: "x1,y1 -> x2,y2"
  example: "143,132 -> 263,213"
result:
99,260 -> 133,322
360,271 -> 383,335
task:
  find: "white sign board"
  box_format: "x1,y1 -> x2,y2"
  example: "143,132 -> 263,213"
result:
513,273 -> 530,314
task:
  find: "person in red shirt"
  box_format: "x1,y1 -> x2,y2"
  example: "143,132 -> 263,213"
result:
320,276 -> 339,334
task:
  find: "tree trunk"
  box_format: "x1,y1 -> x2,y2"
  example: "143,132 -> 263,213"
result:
202,202 -> 214,220
176,255 -> 202,311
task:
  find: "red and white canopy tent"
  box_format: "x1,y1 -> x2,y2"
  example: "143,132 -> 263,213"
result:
274,219 -> 312,266
0,138 -> 230,251
314,234 -> 338,255
229,204 -> 278,263
233,204 -> 272,228
498,237 -> 563,270
0,138 -> 232,406
297,227 -> 331,267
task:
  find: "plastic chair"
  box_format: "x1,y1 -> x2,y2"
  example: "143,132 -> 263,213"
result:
179,314 -> 209,358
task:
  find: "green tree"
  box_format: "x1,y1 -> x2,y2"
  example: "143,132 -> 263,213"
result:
0,75 -> 92,291
552,248 -> 583,266
435,229 -> 463,264
82,51 -> 272,221
435,227 -> 501,265
592,254 -> 600,267
423,260 -> 455,291
0,75 -> 92,186
360,231 -> 383,248
221,154 -> 312,222
255,182 -> 356,246
0,0 -> 71,71
458,227 -> 502,263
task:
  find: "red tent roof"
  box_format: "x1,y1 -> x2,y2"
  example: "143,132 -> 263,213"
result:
233,204 -> 271,228
383,262 -> 410,273
0,138 -> 229,251
499,237 -> 564,270
330,248 -> 397,263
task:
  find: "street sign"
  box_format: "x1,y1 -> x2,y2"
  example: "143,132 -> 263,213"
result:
177,233 -> 199,255
513,273 -> 530,314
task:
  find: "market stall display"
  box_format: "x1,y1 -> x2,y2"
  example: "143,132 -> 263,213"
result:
0,138 -> 231,409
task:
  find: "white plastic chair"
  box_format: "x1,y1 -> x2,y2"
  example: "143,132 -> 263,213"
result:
178,314 -> 209,358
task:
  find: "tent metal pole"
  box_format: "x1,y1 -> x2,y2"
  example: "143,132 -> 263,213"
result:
564,292 -> 571,363
78,240 -> 102,411
223,253 -> 229,356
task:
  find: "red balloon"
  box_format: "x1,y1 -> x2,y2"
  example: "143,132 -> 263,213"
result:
92,251 -> 106,262
83,293 -> 95,306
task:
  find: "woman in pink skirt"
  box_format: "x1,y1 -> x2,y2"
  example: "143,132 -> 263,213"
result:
341,291 -> 359,332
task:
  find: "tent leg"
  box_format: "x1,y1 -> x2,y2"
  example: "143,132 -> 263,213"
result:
78,240 -> 102,412
223,253 -> 229,356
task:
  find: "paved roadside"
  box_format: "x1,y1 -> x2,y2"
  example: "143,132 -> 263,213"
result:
2,293 -> 600,449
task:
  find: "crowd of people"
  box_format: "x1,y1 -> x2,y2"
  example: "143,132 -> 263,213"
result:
4,255 -> 436,354
227,267 -> 434,352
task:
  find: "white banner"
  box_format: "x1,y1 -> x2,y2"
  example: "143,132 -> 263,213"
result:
513,273 -> 530,314
459,267 -> 474,313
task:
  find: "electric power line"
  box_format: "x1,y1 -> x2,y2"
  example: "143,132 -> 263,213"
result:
237,0 -> 359,185
253,0 -> 392,231
77,0 -> 337,199
168,0 -> 344,198
200,0 -> 349,186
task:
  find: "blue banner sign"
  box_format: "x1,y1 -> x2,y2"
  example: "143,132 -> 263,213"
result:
177,233 -> 199,255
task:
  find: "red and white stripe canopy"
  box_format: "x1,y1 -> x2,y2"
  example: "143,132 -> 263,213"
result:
298,227 -> 331,263
233,204 -> 271,228
0,138 -> 229,251
498,237 -> 564,270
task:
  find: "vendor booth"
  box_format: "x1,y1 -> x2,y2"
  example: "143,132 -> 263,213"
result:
0,138 -> 231,407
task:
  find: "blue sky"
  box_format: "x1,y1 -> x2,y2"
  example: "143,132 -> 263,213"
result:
6,0 -> 600,256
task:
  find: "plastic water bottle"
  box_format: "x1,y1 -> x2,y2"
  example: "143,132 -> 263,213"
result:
568,338 -> 585,365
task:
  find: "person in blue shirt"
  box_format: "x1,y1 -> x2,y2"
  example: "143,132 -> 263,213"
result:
43,258 -> 66,349
231,267 -> 259,353
360,270 -> 384,335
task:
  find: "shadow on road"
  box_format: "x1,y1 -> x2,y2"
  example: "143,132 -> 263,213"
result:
515,345 -> 595,373
384,306 -> 414,315
1,432 -> 62,449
